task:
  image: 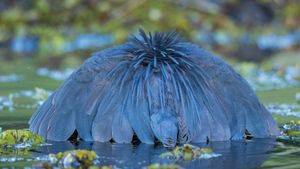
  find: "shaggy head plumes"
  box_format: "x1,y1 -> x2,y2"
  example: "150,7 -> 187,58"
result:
127,30 -> 186,67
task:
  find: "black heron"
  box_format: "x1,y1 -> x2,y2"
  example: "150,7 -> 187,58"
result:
29,30 -> 279,147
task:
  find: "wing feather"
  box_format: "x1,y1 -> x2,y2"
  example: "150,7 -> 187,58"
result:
29,46 -> 126,141
187,45 -> 279,139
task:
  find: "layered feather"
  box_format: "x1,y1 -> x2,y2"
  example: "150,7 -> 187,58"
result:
29,30 -> 279,145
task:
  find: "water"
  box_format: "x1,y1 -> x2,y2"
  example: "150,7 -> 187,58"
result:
0,59 -> 300,169
0,139 -> 284,169
0,139 -> 299,169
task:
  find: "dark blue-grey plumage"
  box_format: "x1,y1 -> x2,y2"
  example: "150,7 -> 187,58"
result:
29,30 -> 279,146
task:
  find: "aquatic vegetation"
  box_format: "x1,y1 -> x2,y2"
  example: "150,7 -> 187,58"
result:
0,129 -> 44,147
278,120 -> 300,144
1,0 -> 299,62
39,150 -> 99,168
0,127 -> 36,163
160,144 -> 221,161
145,163 -> 182,169
283,120 -> 300,135
0,129 -> 43,164
39,162 -> 118,169
57,150 -> 97,168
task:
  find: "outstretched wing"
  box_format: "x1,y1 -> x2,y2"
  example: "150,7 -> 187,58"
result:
186,44 -> 279,140
29,45 -> 135,142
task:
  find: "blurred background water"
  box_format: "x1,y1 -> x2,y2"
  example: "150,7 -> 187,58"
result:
0,0 -> 300,168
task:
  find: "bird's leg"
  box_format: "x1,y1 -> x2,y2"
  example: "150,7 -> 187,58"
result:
150,107 -> 178,148
177,111 -> 192,144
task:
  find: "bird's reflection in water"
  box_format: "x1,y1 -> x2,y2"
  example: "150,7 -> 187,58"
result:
35,138 -> 276,169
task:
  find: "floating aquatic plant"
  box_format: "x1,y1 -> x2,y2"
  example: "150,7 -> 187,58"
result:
57,149 -> 97,168
39,150 -> 99,168
160,144 -> 221,161
278,120 -> 300,144
145,163 -> 183,169
0,129 -> 44,148
0,129 -> 43,163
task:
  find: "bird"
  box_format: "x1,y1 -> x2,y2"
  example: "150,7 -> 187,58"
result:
29,29 -> 279,147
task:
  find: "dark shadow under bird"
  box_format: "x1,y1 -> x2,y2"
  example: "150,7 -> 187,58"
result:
29,30 -> 279,147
